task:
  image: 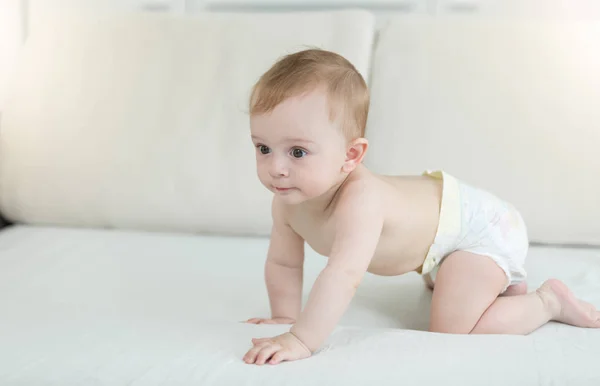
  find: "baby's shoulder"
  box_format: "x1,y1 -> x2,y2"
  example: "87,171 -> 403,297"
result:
336,170 -> 430,222
333,173 -> 384,216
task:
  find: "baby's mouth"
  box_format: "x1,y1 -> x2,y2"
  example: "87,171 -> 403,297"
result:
274,186 -> 294,192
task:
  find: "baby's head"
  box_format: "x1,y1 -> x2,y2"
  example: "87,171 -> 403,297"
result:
249,48 -> 370,205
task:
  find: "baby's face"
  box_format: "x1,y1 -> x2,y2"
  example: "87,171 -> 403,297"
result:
250,89 -> 348,205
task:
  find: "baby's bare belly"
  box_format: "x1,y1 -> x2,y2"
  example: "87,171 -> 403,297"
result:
305,221 -> 436,276
296,173 -> 443,277
366,238 -> 434,276
363,176 -> 442,276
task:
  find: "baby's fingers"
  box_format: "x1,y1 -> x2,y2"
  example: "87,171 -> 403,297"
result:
255,345 -> 281,365
245,318 -> 263,324
243,342 -> 269,364
269,350 -> 289,365
251,337 -> 270,345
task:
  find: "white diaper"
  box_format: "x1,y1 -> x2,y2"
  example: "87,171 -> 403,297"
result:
420,170 -> 529,292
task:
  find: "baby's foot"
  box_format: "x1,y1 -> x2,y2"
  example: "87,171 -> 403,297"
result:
537,279 -> 600,328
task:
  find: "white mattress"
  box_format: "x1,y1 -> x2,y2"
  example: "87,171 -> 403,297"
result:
0,225 -> 599,385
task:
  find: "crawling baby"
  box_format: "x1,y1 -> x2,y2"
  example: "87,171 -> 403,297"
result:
242,48 -> 600,365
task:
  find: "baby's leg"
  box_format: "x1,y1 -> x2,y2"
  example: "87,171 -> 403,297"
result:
429,251 -> 600,334
474,278 -> 600,334
501,281 -> 527,296
424,271 -> 527,296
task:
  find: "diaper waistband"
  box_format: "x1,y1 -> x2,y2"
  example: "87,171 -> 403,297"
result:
419,170 -> 463,275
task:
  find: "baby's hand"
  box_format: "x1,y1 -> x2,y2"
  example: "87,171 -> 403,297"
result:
245,317 -> 295,324
243,332 -> 311,365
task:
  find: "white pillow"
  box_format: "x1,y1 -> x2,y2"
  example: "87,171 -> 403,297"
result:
365,18 -> 600,245
0,10 -> 376,236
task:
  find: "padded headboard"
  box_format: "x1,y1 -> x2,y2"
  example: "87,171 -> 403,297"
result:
365,18 -> 600,245
0,10 -> 376,236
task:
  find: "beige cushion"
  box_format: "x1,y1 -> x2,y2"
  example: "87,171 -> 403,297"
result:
0,10 -> 375,236
365,18 -> 600,245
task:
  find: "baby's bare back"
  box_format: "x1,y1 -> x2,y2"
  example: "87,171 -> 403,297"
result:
286,166 -> 443,276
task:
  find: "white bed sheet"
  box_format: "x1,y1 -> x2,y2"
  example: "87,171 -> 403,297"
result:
0,225 -> 599,385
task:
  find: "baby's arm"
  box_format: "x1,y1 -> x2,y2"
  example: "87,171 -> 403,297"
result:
290,183 -> 383,351
249,197 -> 305,323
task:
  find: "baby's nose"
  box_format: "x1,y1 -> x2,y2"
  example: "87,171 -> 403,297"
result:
269,156 -> 289,178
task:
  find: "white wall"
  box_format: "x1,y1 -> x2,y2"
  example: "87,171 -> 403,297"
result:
0,0 -> 25,110
24,0 -> 600,32
2,0 -> 600,111
189,0 -> 600,17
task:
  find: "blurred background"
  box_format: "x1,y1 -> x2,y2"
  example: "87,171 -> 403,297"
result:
0,4 -> 598,383
2,0 -> 600,111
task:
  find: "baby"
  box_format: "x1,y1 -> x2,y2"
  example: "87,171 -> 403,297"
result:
242,49 -> 600,365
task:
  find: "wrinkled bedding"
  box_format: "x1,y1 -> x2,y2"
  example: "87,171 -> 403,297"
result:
0,225 -> 599,385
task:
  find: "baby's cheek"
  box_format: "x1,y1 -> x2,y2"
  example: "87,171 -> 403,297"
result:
314,168 -> 336,186
256,168 -> 271,188
297,173 -> 321,195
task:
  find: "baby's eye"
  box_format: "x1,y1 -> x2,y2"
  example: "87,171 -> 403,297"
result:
291,148 -> 307,158
258,145 -> 271,155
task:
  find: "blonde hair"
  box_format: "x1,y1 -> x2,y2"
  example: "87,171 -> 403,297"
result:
249,48 -> 369,139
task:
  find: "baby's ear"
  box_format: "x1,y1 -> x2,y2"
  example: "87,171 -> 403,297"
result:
342,138 -> 368,173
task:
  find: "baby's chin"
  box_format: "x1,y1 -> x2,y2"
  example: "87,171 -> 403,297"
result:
274,187 -> 338,206
271,188 -> 307,204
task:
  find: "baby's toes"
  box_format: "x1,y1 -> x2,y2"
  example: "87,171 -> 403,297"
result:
581,302 -> 600,323
582,302 -> 600,328
594,310 -> 600,328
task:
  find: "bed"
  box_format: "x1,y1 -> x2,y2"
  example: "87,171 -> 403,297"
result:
1,225 -> 598,385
